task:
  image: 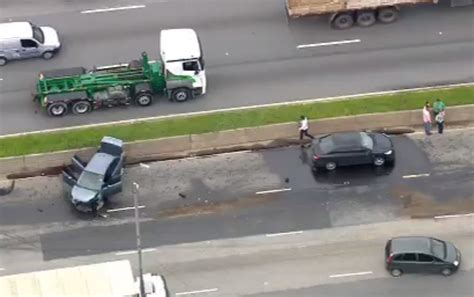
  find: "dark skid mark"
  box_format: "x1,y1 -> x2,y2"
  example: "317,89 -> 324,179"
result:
157,194 -> 279,219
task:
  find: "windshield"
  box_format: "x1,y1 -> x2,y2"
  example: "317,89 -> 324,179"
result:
32,25 -> 44,44
360,132 -> 374,150
77,171 -> 103,191
430,238 -> 446,259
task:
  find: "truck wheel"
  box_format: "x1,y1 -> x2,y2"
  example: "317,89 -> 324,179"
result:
356,10 -> 376,27
377,7 -> 399,24
171,88 -> 191,102
331,12 -> 354,30
42,51 -> 54,60
72,101 -> 92,114
47,102 -> 68,117
135,92 -> 153,106
0,57 -> 7,66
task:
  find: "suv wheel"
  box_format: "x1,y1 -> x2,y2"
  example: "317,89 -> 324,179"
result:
325,162 -> 337,171
0,57 -> 7,66
374,157 -> 385,166
441,268 -> 453,276
390,268 -> 403,277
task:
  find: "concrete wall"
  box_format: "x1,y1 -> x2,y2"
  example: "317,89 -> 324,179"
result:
1,105 -> 472,177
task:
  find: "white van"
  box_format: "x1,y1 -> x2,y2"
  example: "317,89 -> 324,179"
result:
160,28 -> 206,96
0,22 -> 61,66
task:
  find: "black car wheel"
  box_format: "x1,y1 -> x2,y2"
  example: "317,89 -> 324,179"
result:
0,57 -> 7,66
390,268 -> 403,277
42,51 -> 55,60
441,268 -> 453,276
325,162 -> 337,171
374,157 -> 385,167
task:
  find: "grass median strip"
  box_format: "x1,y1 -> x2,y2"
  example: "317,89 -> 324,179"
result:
1,85 -> 473,158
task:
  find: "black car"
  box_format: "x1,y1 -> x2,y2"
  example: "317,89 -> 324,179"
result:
385,236 -> 461,277
311,132 -> 394,171
62,136 -> 124,212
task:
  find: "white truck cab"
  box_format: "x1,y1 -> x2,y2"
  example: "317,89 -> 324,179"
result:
160,28 -> 206,96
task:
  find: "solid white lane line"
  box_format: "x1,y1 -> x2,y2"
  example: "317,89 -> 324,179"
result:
256,188 -> 292,195
297,39 -> 361,49
329,271 -> 373,278
115,248 -> 156,256
176,288 -> 219,296
403,173 -> 430,179
266,230 -> 303,237
107,205 -> 145,213
2,82 -> 473,139
81,5 -> 146,14
434,213 -> 474,219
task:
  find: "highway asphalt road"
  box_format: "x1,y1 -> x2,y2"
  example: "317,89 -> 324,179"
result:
0,0 -> 473,134
0,128 -> 472,270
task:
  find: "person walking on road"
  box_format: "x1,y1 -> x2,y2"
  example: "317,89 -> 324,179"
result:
299,115 -> 314,145
435,108 -> 446,134
423,102 -> 432,136
433,98 -> 446,117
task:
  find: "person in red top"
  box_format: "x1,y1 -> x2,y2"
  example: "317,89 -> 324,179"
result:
422,102 -> 432,136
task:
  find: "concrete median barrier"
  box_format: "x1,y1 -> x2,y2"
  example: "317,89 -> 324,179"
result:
1,105 -> 472,178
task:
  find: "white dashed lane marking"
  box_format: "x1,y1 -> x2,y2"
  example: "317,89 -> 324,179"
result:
297,39 -> 361,49
107,205 -> 146,213
403,173 -> 430,179
81,5 -> 146,14
175,288 -> 219,296
266,230 -> 303,237
329,271 -> 373,278
256,188 -> 292,195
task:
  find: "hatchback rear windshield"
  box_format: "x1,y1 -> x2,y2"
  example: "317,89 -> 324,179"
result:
430,238 -> 446,259
319,136 -> 335,154
360,132 -> 374,150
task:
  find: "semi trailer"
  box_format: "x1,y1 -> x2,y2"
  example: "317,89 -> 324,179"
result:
35,28 -> 206,117
286,0 -> 473,29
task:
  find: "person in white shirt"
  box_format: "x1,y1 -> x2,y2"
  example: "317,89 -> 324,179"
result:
299,115 -> 314,141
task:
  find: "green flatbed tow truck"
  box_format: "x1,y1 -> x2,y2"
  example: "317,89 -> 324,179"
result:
35,28 -> 206,117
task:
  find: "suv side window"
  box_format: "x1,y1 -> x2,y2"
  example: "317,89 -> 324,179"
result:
393,255 -> 403,261
402,253 -> 417,261
418,254 -> 434,262
20,39 -> 38,48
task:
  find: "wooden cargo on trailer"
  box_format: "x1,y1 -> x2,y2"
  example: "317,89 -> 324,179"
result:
286,0 -> 437,17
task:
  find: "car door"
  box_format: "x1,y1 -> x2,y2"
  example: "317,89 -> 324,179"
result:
102,159 -> 122,197
416,253 -> 439,273
62,167 -> 78,187
71,155 -> 87,173
399,253 -> 418,273
346,148 -> 372,166
19,39 -> 41,58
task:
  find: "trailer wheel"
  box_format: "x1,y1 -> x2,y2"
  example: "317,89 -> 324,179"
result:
47,102 -> 68,117
377,7 -> 399,24
72,101 -> 92,114
356,10 -> 376,27
0,57 -> 7,66
171,88 -> 191,102
135,92 -> 153,106
331,12 -> 354,30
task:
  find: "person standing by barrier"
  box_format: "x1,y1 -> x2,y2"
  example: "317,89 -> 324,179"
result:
299,115 -> 314,146
435,108 -> 446,134
423,102 -> 432,136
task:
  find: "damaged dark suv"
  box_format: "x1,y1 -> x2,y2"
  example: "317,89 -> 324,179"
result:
62,136 -> 124,212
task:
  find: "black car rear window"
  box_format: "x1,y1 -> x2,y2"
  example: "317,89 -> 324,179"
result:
319,137 -> 335,154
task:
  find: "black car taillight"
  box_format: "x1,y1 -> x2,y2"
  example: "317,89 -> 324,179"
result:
313,155 -> 320,160
387,254 -> 394,263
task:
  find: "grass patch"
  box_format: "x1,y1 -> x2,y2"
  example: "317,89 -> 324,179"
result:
1,86 -> 473,158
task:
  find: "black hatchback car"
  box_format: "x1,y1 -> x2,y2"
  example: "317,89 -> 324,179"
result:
385,236 -> 461,277
312,132 -> 394,171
